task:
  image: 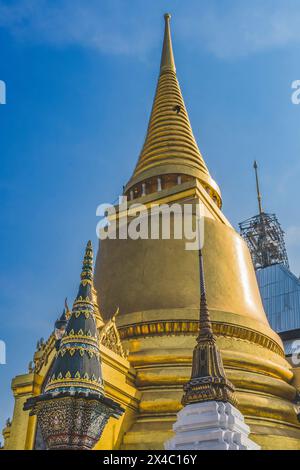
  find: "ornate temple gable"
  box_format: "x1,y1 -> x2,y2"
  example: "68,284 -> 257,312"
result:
92,285 -> 105,329
93,281 -> 126,358
99,309 -> 127,358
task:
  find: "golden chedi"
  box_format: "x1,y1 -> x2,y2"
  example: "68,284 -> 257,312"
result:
4,14 -> 300,451
95,14 -> 300,450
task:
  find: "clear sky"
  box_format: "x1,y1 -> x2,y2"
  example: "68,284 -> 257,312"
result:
1,0 -> 300,440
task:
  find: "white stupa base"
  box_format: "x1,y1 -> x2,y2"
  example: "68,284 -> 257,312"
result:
165,401 -> 260,450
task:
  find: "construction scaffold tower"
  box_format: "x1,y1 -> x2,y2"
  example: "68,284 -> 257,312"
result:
239,162 -> 289,270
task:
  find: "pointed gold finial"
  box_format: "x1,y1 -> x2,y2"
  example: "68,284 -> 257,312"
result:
160,13 -> 176,74
92,284 -> 105,330
80,240 -> 93,282
197,250 -> 214,340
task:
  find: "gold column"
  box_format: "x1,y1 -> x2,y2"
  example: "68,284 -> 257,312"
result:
7,373 -> 43,450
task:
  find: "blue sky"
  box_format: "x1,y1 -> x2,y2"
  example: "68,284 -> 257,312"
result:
1,0 -> 300,440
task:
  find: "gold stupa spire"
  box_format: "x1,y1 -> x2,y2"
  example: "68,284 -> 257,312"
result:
125,13 -> 221,206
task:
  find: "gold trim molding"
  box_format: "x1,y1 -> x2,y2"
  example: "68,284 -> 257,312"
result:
118,320 -> 285,358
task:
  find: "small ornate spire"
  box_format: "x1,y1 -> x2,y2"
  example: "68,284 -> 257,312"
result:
78,240 -> 93,289
182,250 -> 237,406
44,240 -> 103,397
197,250 -> 214,340
24,241 -> 124,450
160,13 -> 176,74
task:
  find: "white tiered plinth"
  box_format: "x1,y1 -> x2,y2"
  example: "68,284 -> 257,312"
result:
165,401 -> 260,450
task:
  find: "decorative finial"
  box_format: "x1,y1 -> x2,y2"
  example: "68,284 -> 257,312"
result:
81,240 -> 93,275
36,338 -> 44,350
113,307 -> 120,320
182,249 -> 237,407
92,285 -> 105,330
160,12 -> 176,74
74,240 -> 94,305
64,297 -> 71,320
197,250 -> 214,340
54,306 -> 69,349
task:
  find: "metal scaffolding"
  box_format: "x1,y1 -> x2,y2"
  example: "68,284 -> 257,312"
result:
239,161 -> 289,270
239,213 -> 289,270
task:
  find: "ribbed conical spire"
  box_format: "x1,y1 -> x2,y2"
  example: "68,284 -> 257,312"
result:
24,242 -> 124,450
44,241 -> 104,396
125,14 -> 221,207
182,249 -> 237,406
